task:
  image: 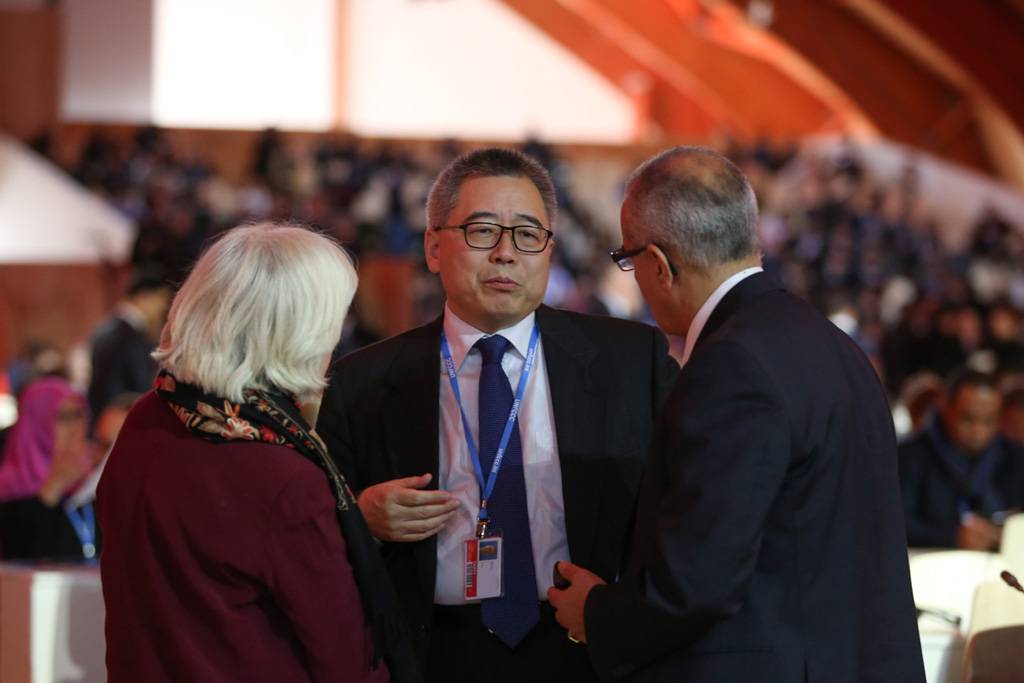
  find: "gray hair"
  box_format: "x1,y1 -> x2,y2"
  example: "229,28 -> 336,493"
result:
426,147 -> 557,229
623,146 -> 759,274
153,222 -> 357,402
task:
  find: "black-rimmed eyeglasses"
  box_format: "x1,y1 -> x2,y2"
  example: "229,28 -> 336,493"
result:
434,222 -> 553,253
610,244 -> 678,275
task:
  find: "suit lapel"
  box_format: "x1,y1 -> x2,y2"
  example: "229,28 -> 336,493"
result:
379,316 -> 443,596
536,306 -> 603,568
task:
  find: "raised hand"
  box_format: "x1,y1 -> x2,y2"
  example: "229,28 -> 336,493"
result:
357,473 -> 461,542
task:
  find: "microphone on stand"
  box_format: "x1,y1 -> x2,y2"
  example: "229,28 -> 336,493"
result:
915,606 -> 962,627
1001,570 -> 1024,594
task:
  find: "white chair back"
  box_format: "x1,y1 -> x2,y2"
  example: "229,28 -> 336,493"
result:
963,579 -> 1024,683
998,512 -> 1024,576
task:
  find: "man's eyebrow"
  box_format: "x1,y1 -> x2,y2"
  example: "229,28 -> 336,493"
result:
463,211 -> 499,222
514,213 -> 543,228
461,211 -> 544,228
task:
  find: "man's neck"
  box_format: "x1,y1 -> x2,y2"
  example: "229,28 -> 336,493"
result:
678,257 -> 762,330
445,305 -> 534,336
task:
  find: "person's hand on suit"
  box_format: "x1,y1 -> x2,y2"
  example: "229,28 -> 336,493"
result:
548,560 -> 606,644
357,473 -> 461,542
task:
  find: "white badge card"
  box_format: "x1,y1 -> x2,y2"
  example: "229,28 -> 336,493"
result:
464,535 -> 503,600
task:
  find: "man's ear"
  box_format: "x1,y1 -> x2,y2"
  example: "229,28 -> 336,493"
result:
424,229 -> 441,274
648,244 -> 675,290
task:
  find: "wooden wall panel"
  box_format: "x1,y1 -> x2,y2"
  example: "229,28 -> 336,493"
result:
0,263 -> 126,368
0,8 -> 60,142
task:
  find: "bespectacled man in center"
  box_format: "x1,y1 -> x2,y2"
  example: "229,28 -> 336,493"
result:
317,147 -> 678,683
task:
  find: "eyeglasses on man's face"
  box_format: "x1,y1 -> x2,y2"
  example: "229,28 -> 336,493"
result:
610,244 -> 678,275
434,222 -> 553,253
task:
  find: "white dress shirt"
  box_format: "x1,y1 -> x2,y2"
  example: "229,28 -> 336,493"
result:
680,267 -> 763,367
434,305 -> 569,603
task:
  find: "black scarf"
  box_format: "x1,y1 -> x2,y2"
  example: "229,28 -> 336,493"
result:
154,370 -> 420,682
925,413 -> 1006,517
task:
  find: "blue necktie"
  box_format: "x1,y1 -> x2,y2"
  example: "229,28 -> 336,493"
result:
475,334 -> 540,648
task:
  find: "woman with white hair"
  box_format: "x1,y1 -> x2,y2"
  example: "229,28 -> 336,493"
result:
97,222 -> 418,682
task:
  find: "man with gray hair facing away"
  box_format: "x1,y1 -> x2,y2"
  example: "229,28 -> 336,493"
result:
318,147 -> 678,682
549,146 -> 925,682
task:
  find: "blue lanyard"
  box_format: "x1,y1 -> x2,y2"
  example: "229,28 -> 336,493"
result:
440,324 -> 539,523
65,502 -> 97,561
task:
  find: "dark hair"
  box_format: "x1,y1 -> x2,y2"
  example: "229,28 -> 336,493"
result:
425,147 -> 557,230
946,368 -> 999,398
1003,385 -> 1024,411
127,265 -> 171,297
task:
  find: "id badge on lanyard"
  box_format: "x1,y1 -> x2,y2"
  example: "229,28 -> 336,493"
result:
440,325 -> 539,602
465,532 -> 504,600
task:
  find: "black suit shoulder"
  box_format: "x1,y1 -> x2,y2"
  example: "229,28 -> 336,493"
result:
538,305 -> 662,337
88,315 -> 157,418
535,306 -> 679,401
328,320 -> 439,388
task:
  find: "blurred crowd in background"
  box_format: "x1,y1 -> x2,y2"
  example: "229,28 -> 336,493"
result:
35,127 -> 1024,388
2,125 -> 1024,560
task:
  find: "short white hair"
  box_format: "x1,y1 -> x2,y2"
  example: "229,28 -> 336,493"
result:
624,146 -> 759,274
153,222 -> 357,402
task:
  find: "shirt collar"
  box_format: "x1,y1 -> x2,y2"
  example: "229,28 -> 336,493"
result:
680,267 -> 762,366
116,301 -> 148,333
442,304 -> 537,370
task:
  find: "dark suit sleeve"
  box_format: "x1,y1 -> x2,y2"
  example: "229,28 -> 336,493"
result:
584,341 -> 788,680
316,378 -> 363,491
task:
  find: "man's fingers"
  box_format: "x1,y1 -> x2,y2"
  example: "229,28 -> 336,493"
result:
392,497 -> 460,520
558,561 -> 583,581
392,487 -> 458,508
413,498 -> 461,519
392,510 -> 458,541
392,472 -> 433,490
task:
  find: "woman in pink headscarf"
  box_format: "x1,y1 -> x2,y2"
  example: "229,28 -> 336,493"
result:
0,375 -> 96,560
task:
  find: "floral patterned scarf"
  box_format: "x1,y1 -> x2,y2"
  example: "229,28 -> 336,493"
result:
154,370 -> 420,682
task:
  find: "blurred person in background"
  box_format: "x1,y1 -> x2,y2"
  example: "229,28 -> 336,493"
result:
97,222 -> 418,683
989,303 -> 1024,376
0,376 -> 98,561
893,371 -> 945,441
62,392 -> 140,513
1001,383 -> 1024,446
5,340 -> 67,398
899,369 -> 1024,550
87,267 -> 173,426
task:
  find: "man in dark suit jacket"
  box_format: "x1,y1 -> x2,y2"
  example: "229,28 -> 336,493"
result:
318,148 -> 678,683
550,147 -> 925,682
88,269 -> 172,423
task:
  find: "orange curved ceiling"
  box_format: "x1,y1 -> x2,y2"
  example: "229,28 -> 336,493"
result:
498,0 -> 1024,189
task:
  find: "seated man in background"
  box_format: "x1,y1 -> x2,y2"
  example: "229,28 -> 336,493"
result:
899,369 -> 1024,550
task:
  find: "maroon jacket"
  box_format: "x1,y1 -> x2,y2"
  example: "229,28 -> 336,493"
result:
97,391 -> 388,682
